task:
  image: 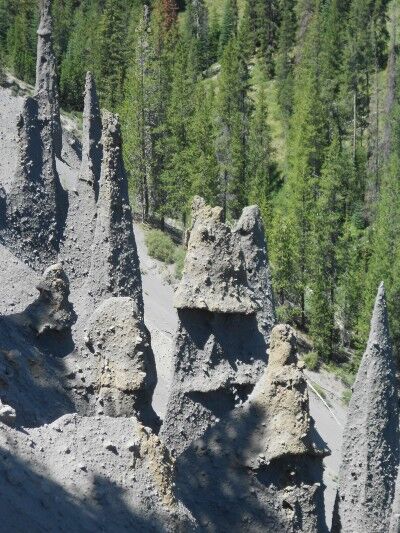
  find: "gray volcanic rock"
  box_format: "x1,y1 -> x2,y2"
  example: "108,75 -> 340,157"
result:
80,71 -> 102,193
82,297 -> 159,430
234,205 -> 275,340
21,263 -> 76,334
161,198 -> 269,455
390,469 -> 400,533
176,325 -> 329,533
174,196 -> 258,314
35,0 -> 62,158
6,97 -> 58,267
332,283 -> 399,533
87,111 -> 144,317
59,72 -> 101,286
0,414 -> 195,532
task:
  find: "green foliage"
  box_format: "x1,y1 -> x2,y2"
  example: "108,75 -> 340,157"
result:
145,229 -> 177,264
303,351 -> 319,371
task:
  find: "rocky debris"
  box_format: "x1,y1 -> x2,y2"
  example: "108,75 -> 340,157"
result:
332,283 -> 400,533
6,97 -> 59,267
0,414 -> 195,532
0,400 -> 16,424
161,198 -> 269,455
21,263 -> 76,334
35,0 -> 62,158
79,71 -> 102,194
87,111 -> 144,317
390,469 -> 400,533
174,196 -> 258,314
234,205 -> 275,340
82,297 -> 160,431
59,72 -> 101,285
176,325 -> 329,532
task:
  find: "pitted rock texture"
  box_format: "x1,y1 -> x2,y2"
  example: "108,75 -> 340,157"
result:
6,97 -> 59,267
333,283 -> 400,533
0,414 -> 195,533
390,469 -> 400,533
174,196 -> 258,314
80,71 -> 102,193
35,0 -> 62,158
59,72 -> 102,286
87,111 -> 144,318
21,263 -> 76,334
175,325 -> 329,533
161,199 -> 275,455
234,205 -> 276,340
82,297 -> 160,431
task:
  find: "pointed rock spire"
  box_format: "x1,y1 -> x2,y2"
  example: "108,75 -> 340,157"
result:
6,97 -> 58,266
87,111 -> 143,316
333,283 -> 400,533
234,205 -> 276,341
35,0 -> 62,158
80,72 -> 102,195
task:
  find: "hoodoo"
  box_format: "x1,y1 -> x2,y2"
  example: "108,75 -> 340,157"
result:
87,111 -> 144,317
35,0 -> 62,158
332,283 -> 400,533
59,72 -> 102,284
161,197 -> 273,454
6,96 -> 58,267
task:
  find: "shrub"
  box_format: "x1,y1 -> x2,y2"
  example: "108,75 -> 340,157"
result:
303,351 -> 319,371
145,229 -> 176,264
342,388 -> 352,406
174,247 -> 186,279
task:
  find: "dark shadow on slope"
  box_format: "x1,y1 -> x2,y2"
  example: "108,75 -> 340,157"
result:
0,448 -> 170,533
0,316 -> 75,428
179,309 -> 268,367
176,402 -> 329,533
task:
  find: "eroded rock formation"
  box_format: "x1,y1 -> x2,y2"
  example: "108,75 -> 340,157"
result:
87,111 -> 144,317
6,97 -> 59,266
35,0 -> 62,158
83,297 -> 159,430
21,263 -> 76,334
176,325 -> 329,532
332,283 -> 400,533
161,197 -> 273,455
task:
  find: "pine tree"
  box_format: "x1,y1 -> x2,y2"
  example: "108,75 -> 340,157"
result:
247,83 -> 275,225
275,0 -> 296,125
272,4 -> 329,327
216,37 -> 250,219
184,0 -> 209,73
218,0 -> 238,56
7,0 -> 37,84
98,0 -> 130,109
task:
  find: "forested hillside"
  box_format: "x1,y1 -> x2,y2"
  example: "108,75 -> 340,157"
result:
0,0 -> 398,378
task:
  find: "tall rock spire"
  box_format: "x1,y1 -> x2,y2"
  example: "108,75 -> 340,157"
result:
333,283 -> 400,533
59,73 -> 102,283
80,72 -> 102,195
87,111 -> 144,317
35,0 -> 62,158
6,97 -> 58,267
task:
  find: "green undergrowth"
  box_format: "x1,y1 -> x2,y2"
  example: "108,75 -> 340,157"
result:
145,228 -> 186,279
